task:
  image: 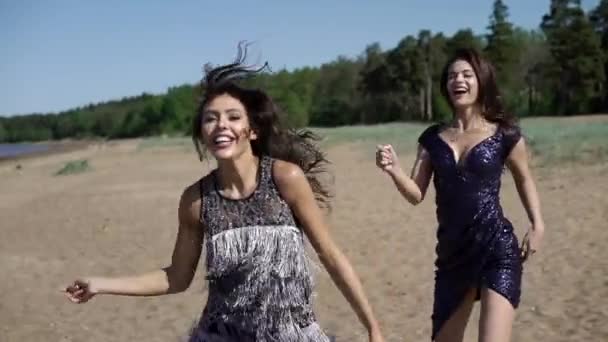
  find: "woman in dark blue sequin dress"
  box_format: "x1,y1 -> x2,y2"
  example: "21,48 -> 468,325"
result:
376,49 -> 546,342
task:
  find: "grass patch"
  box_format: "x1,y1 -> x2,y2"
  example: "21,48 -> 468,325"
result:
55,159 -> 91,176
313,122 -> 427,149
132,116 -> 608,166
520,118 -> 608,165
314,116 -> 608,166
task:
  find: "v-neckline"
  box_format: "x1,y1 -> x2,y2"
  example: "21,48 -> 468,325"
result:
436,125 -> 501,168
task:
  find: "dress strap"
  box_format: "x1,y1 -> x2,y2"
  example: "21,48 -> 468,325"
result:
257,155 -> 274,191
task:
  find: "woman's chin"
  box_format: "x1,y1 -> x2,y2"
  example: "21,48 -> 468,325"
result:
209,148 -> 236,161
451,101 -> 476,111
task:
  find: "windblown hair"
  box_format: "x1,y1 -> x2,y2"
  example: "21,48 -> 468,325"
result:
440,48 -> 518,128
192,43 -> 331,209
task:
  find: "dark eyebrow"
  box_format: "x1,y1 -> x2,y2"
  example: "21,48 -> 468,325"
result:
202,108 -> 242,116
448,68 -> 475,76
202,109 -> 219,116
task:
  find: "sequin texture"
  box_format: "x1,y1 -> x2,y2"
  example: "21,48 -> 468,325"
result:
188,156 -> 330,342
418,124 -> 523,340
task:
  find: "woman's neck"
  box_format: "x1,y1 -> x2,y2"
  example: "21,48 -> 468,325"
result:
452,105 -> 487,131
215,152 -> 260,197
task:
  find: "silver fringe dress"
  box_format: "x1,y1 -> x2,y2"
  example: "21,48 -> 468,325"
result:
187,156 -> 331,342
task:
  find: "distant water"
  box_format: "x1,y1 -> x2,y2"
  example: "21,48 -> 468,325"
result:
0,143 -> 49,159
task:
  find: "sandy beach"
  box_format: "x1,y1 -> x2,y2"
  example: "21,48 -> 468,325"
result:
0,130 -> 606,341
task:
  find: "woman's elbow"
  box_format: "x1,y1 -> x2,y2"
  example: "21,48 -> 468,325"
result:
168,284 -> 188,294
164,267 -> 192,294
512,172 -> 533,190
409,198 -> 422,206
167,279 -> 191,294
406,192 -> 424,206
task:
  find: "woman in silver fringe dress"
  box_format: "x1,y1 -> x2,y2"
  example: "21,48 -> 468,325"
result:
64,44 -> 385,342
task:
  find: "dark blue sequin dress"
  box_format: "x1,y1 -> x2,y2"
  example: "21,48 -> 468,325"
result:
417,124 -> 523,340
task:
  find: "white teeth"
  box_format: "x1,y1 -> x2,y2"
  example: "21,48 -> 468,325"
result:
214,136 -> 232,143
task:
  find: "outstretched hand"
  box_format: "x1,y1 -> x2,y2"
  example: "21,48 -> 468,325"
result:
63,278 -> 97,303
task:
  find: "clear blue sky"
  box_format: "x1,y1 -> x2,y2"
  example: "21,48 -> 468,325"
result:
0,0 -> 599,116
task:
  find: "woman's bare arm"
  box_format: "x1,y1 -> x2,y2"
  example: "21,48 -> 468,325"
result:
65,183 -> 204,301
273,160 -> 384,339
377,144 -> 433,205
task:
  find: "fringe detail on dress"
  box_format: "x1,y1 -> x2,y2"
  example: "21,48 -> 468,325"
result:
187,321 -> 330,342
207,225 -> 312,275
189,225 -> 328,341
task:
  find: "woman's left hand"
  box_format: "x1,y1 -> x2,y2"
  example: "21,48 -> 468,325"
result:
521,223 -> 544,262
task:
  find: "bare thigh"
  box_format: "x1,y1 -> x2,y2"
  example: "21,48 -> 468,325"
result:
478,287 -> 516,342
434,288 -> 477,342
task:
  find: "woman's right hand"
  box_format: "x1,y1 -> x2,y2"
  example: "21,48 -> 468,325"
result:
375,144 -> 401,175
64,278 -> 98,303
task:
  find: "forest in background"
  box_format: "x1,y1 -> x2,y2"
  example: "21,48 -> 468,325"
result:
1,0 -> 607,143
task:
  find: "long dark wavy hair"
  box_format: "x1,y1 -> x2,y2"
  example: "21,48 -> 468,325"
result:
440,48 -> 518,128
192,43 -> 332,209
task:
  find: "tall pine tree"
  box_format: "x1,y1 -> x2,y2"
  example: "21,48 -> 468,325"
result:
485,0 -> 519,114
418,30 -> 434,120
446,29 -> 484,57
541,0 -> 605,115
485,0 -> 518,83
590,0 -> 608,110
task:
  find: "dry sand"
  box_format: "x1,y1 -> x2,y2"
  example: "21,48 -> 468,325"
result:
1,136 -> 606,341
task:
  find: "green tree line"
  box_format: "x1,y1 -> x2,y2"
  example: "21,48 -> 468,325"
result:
1,0 -> 606,143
